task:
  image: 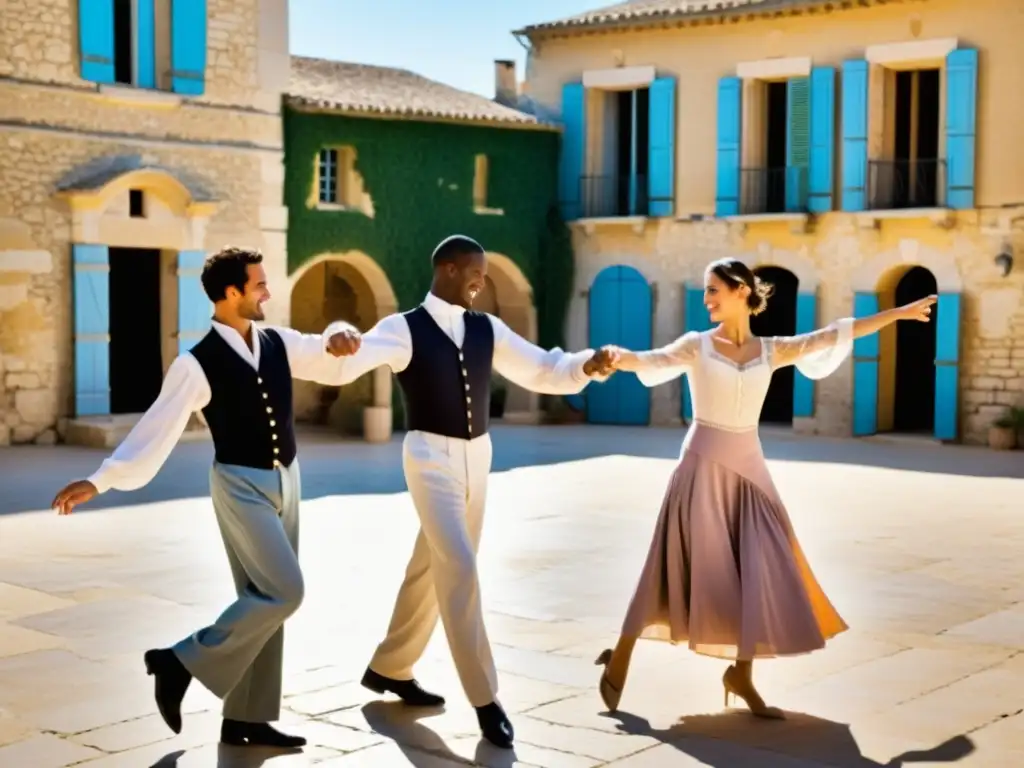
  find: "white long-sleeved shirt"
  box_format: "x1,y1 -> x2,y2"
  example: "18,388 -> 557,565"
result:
321,292 -> 599,401
87,320 -> 358,494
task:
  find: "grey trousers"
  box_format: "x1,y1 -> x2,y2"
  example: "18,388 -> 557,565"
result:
173,460 -> 303,722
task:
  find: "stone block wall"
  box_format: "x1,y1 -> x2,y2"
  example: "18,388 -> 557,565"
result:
565,209 -> 1024,445
0,0 -> 290,445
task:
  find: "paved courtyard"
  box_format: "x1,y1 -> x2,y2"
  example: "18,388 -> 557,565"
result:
0,424 -> 1022,767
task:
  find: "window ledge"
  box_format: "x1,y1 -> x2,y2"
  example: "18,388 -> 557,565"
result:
854,207 -> 953,229
571,215 -> 647,235
474,206 -> 505,216
97,85 -> 182,108
723,212 -> 810,234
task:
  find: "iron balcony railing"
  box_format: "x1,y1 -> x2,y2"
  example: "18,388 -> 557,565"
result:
738,166 -> 809,215
579,174 -> 651,218
868,158 -> 946,210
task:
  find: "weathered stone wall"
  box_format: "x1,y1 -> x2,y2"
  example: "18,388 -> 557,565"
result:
0,0 -> 289,445
565,209 -> 1024,445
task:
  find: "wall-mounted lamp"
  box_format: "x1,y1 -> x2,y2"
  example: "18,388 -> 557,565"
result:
994,244 -> 1014,277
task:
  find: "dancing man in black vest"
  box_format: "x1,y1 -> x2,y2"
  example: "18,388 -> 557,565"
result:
323,235 -> 616,748
50,246 -> 366,749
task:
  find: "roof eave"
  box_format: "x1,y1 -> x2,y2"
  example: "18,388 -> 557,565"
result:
515,0 -> 913,41
284,97 -> 561,132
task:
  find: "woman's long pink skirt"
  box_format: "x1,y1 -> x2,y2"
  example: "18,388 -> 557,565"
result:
620,423 -> 847,660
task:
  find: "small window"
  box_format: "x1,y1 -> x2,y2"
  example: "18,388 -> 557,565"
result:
318,149 -> 338,204
129,189 -> 145,218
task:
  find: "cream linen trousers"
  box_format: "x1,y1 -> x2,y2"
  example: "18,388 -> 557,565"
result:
369,430 -> 498,707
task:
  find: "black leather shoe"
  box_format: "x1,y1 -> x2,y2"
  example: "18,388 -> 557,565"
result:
476,702 -> 514,749
361,667 -> 445,707
221,719 -> 307,748
143,648 -> 192,734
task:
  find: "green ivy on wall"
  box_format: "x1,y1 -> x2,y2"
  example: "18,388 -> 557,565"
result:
284,109 -> 575,350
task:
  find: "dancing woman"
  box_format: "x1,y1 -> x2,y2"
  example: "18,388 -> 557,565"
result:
594,258 -> 935,719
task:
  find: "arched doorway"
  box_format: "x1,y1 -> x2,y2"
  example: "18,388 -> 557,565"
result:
750,266 -> 799,424
587,265 -> 652,425
879,265 -> 938,434
481,253 -> 539,421
289,251 -> 397,440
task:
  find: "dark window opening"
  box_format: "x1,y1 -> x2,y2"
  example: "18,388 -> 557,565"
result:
113,0 -> 134,85
893,266 -> 938,433
129,189 -> 145,218
612,88 -> 650,216
764,81 -> 789,214
751,267 -> 799,424
109,248 -> 163,414
891,69 -> 941,208
318,149 -> 338,204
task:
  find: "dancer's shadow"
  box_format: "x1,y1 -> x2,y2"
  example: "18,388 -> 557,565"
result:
148,744 -> 303,768
361,700 -> 523,768
607,710 -> 975,768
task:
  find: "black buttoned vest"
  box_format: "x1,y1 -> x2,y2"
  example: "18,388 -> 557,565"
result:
189,328 -> 297,469
396,306 -> 494,439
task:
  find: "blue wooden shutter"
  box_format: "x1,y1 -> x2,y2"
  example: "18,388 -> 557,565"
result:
78,0 -> 115,84
171,0 -> 208,95
852,291 -> 879,436
808,67 -> 836,213
841,60 -> 869,212
648,77 -> 676,217
73,244 -> 111,416
177,251 -> 212,356
945,49 -> 978,210
715,77 -> 742,217
587,268 -> 621,424
786,77 -> 810,213
681,284 -> 712,421
136,0 -> 157,88
559,83 -> 586,221
618,269 -> 653,426
933,293 -> 961,441
792,291 -> 817,417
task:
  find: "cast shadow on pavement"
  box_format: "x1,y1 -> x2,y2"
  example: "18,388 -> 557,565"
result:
360,699 -> 523,767
148,743 -> 304,767
607,710 -> 975,767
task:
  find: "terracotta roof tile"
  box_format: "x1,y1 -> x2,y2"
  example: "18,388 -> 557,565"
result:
286,56 -> 553,129
517,0 -> 844,36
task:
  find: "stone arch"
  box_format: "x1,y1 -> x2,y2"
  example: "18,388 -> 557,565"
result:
735,244 -> 821,291
480,252 -> 539,419
289,251 -> 398,442
851,239 -> 962,293
56,161 -> 218,250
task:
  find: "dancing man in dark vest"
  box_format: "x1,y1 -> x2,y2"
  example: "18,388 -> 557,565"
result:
50,245 -> 367,749
322,235 -> 616,748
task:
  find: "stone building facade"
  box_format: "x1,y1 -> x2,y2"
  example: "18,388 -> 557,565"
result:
0,0 -> 291,446
519,0 -> 1024,444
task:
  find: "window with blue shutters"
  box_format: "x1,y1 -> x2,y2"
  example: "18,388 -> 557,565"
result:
78,0 -> 205,94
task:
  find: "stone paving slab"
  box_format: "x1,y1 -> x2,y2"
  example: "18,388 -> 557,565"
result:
0,425 -> 1022,767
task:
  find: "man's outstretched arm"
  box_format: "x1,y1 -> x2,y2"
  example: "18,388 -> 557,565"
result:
52,355 -> 209,514
489,316 -> 617,395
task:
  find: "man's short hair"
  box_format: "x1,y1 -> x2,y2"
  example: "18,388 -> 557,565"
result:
201,246 -> 263,302
431,235 -> 484,267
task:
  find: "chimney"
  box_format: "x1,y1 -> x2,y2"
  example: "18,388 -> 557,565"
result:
494,60 -> 517,106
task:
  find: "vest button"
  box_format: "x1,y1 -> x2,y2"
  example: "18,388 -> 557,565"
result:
274,447 -> 280,455
258,377 -> 263,384
461,368 -> 468,377
272,434 -> 278,441
262,392 -> 268,399
266,406 -> 273,414
465,383 -> 470,391
466,396 -> 472,404
273,460 -> 281,468
270,419 -> 276,427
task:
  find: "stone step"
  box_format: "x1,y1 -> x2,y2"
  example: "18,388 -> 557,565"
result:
62,413 -> 210,448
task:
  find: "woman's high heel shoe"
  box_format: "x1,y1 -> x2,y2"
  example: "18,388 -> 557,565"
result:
722,665 -> 785,720
594,649 -> 623,712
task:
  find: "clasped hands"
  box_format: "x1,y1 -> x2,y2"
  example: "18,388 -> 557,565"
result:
583,345 -> 625,377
